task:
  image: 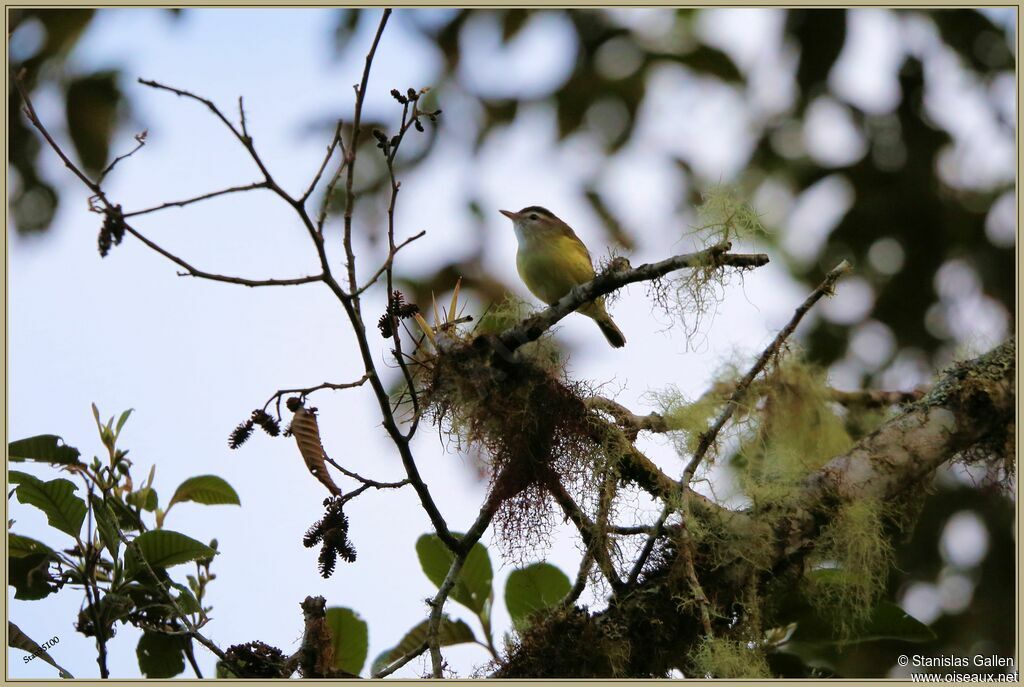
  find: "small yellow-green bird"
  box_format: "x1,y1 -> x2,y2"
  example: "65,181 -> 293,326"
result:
500,206 -> 626,348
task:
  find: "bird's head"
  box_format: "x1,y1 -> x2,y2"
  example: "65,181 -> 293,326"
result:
499,206 -> 571,242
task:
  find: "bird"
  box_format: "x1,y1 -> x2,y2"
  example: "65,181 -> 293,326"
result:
500,206 -> 626,348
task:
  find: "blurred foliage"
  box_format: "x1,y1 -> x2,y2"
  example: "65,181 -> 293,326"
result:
7,8 -> 1015,678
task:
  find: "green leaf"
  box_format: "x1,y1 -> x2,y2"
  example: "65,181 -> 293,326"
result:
857,602 -> 937,643
107,497 -> 144,532
370,616 -> 475,676
15,477 -> 87,538
127,487 -> 158,512
9,470 -> 41,485
415,533 -> 492,614
131,530 -> 216,569
326,607 -> 369,676
9,552 -> 57,600
90,496 -> 121,559
504,562 -> 572,630
168,475 -> 240,509
789,599 -> 936,646
8,533 -> 54,558
169,582 -> 202,614
136,631 -> 185,678
115,408 -> 134,434
65,71 -> 122,175
8,435 -> 82,466
9,621 -> 74,678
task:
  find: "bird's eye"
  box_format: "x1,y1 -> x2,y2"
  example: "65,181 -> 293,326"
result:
529,214 -> 538,220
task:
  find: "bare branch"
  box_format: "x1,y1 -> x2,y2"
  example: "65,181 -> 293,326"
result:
123,224 -> 323,287
356,230 -> 427,296
341,7 -> 392,292
302,120 -> 344,204
14,74 -> 101,194
97,131 -> 147,185
262,375 -> 370,416
123,182 -> 269,218
139,79 -> 288,201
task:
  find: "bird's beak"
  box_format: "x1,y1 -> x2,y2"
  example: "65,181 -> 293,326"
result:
499,209 -> 517,220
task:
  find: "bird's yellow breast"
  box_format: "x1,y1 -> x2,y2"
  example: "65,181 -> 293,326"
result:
516,234 -> 597,306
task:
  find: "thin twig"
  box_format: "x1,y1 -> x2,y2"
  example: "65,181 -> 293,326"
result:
302,120 -> 344,204
341,7 -> 391,293
625,260 -> 853,587
547,479 -> 623,593
14,74 -> 101,194
382,104 -> 424,436
682,259 -> 852,487
123,182 -> 269,218
125,224 -> 324,287
97,131 -> 147,184
354,230 -> 427,296
324,458 -> 409,491
262,375 -> 370,417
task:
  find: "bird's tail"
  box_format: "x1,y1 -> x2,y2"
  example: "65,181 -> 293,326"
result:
596,316 -> 626,349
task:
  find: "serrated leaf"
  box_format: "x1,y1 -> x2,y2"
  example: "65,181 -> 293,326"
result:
8,435 -> 82,465
15,477 -> 87,538
127,487 -> 158,512
131,530 -> 216,569
371,616 -> 474,676
168,475 -> 240,509
8,533 -> 54,558
9,621 -> 74,678
416,533 -> 492,615
326,607 -> 368,676
136,631 -> 185,678
504,562 -> 572,630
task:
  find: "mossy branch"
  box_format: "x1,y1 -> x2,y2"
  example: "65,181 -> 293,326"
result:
494,338 -> 1013,678
495,241 -> 769,354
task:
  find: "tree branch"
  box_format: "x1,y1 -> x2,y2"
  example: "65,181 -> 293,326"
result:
626,260 -> 852,587
123,182 -> 270,218
496,241 -> 769,354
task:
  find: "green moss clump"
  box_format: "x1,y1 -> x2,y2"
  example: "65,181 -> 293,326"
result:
473,295 -> 564,375
688,637 -> 770,678
806,498 -> 893,637
693,184 -> 770,246
739,359 -> 854,509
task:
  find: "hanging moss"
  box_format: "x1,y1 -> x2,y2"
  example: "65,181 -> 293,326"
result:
688,637 -> 771,678
739,358 -> 854,510
805,498 -> 893,638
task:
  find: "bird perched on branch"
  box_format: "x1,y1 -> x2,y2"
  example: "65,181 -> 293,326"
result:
500,206 -> 626,348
